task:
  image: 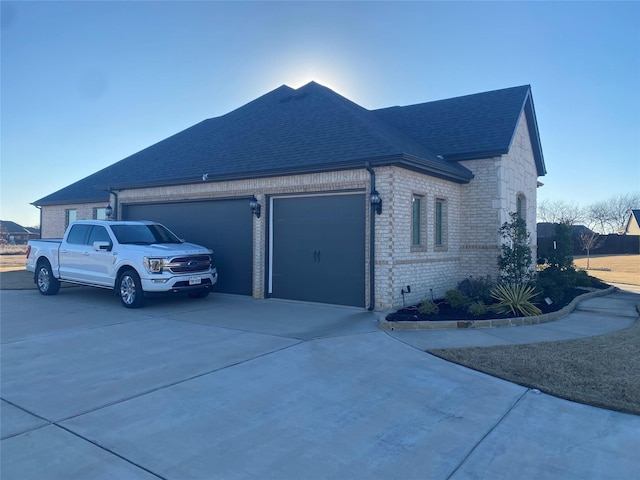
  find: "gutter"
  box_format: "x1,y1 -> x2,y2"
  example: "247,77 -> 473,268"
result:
366,163 -> 376,311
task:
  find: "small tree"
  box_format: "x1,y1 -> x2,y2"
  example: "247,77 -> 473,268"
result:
577,229 -> 606,270
547,221 -> 574,270
498,213 -> 534,287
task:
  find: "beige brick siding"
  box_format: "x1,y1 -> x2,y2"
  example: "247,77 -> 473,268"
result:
40,202 -> 109,238
458,112 -> 539,282
39,114 -> 541,310
118,170 -> 370,303
373,167 -> 463,309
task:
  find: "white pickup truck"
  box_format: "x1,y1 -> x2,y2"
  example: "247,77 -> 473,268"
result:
26,220 -> 218,308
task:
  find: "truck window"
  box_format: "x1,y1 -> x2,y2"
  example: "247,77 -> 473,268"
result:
66,224 -> 92,245
88,226 -> 112,245
111,224 -> 182,244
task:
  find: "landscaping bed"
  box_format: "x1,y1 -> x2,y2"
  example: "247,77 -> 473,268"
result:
386,287 -> 595,322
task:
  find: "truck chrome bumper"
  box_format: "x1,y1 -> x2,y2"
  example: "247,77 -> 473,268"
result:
141,270 -> 218,292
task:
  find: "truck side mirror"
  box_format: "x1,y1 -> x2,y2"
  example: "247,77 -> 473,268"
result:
93,241 -> 112,251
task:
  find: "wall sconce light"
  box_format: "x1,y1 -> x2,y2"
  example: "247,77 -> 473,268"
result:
249,195 -> 261,218
370,190 -> 382,215
105,204 -> 113,220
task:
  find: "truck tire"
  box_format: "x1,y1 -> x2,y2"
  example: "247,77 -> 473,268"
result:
36,260 -> 60,296
118,269 -> 145,308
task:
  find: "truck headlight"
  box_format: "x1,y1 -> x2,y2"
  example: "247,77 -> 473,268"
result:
143,257 -> 166,274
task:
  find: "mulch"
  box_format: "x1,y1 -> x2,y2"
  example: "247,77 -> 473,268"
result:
386,288 -> 591,322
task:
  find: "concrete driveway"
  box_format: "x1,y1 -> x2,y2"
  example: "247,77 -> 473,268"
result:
1,287 -> 639,479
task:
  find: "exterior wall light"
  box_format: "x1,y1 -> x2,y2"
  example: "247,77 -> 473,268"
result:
370,190 -> 382,215
249,195 -> 261,218
105,204 -> 113,220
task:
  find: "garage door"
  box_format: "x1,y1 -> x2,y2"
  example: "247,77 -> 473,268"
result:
123,199 -> 252,295
270,194 -> 365,307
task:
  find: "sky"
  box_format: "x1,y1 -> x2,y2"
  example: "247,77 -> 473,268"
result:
2,1 -> 639,227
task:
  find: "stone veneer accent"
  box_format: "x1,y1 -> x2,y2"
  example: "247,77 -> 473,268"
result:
38,113 -> 541,311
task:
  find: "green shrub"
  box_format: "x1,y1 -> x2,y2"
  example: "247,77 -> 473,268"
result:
467,301 -> 488,317
457,276 -> 494,303
498,213 -> 535,286
574,269 -> 608,289
445,289 -> 469,309
490,283 -> 542,317
536,266 -> 578,304
418,300 -> 439,315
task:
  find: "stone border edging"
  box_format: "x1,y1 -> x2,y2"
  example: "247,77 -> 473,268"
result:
378,286 -> 617,331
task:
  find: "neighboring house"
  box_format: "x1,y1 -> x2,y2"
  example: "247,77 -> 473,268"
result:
619,209 -> 640,235
0,221 -> 39,244
32,82 -> 546,310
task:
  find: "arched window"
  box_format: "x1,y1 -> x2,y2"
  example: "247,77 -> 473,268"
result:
516,194 -> 526,220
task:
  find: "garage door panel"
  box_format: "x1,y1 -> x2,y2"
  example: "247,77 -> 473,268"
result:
271,194 -> 365,307
123,200 -> 252,295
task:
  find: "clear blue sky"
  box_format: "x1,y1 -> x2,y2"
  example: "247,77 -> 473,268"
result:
2,1 -> 639,227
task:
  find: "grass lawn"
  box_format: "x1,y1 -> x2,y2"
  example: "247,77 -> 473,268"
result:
429,316 -> 640,415
428,254 -> 640,416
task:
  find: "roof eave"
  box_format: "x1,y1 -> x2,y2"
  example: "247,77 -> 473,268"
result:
95,154 -> 474,192
32,194 -> 110,207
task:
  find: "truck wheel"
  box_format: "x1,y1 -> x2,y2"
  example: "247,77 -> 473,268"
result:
188,290 -> 210,299
36,261 -> 60,296
118,269 -> 144,308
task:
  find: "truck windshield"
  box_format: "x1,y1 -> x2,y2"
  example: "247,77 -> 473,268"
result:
110,224 -> 183,245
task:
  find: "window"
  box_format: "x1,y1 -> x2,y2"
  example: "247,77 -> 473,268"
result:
94,208 -> 107,220
66,224 -> 91,244
65,209 -> 77,229
435,199 -> 446,248
412,195 -> 422,247
87,226 -> 111,245
516,194 -> 526,220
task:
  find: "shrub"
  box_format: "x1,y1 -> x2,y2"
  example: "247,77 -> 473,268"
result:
490,283 -> 542,317
467,301 -> 488,317
445,289 -> 469,309
574,269 -> 608,289
457,275 -> 494,303
498,213 -> 534,287
418,300 -> 439,315
536,265 -> 578,304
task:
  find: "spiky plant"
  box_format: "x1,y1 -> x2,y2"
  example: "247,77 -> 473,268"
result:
490,283 -> 542,317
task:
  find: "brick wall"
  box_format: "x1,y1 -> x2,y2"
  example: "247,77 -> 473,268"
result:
39,117 -> 541,311
40,202 -> 108,238
374,167 -> 463,309
458,112 -> 539,283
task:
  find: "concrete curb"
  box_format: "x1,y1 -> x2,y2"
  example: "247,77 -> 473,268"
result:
378,286 -> 617,331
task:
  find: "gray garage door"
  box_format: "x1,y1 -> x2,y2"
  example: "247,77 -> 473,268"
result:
270,194 -> 365,307
123,199 -> 252,295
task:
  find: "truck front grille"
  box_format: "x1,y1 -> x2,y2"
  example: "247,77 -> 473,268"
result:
167,255 -> 212,274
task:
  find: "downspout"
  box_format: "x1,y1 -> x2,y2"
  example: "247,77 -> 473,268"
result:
109,189 -> 119,220
366,163 -> 376,311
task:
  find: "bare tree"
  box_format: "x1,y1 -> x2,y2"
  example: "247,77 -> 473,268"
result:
577,228 -> 606,269
537,199 -> 583,225
585,192 -> 640,234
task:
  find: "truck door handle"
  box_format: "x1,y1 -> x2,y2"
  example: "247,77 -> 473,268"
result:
317,250 -> 321,262
82,252 -> 90,256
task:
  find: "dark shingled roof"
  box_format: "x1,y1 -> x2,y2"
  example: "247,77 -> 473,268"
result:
373,85 -> 546,175
0,220 -> 30,234
34,82 -> 545,206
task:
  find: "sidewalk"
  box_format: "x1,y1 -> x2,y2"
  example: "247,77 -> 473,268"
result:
387,285 -> 640,350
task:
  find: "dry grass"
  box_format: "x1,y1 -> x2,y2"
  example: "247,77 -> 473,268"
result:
574,254 -> 639,286
0,246 -> 28,272
429,316 -> 640,415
